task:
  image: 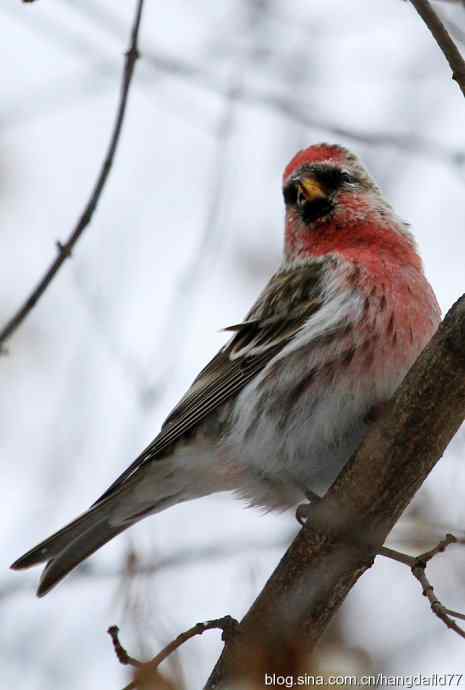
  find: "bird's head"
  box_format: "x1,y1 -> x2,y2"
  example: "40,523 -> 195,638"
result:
281,143 -> 414,264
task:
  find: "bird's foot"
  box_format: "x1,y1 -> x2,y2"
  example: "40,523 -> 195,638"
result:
295,489 -> 322,526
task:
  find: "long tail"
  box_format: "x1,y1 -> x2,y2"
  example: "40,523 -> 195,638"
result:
11,466 -> 184,597
10,496 -> 136,597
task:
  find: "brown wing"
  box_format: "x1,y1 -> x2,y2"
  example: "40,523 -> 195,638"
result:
94,261 -> 326,503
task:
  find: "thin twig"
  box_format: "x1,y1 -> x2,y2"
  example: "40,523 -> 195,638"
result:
414,532 -> 457,562
148,616 -> 239,670
0,0 -> 145,349
409,0 -> 465,97
108,616 -> 239,690
411,566 -> 465,639
378,545 -> 415,566
444,608 -> 465,622
380,534 -> 465,638
107,626 -> 143,669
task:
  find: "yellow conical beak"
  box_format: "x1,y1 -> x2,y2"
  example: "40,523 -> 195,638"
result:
298,177 -> 327,202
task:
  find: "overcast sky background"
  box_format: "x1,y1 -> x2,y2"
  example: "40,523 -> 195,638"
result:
2,1 -> 465,688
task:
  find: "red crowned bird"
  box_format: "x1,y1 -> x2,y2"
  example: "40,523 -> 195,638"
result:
12,144 -> 440,596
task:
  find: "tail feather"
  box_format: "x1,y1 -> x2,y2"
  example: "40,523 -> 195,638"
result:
11,500 -> 115,571
11,462 -> 189,596
10,487 -> 137,596
37,520 -> 131,597
11,498 -> 136,597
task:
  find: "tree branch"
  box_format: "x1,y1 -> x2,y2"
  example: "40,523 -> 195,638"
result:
380,534 -> 465,638
411,547 -> 465,638
205,294 -> 465,689
108,617 -> 238,690
108,625 -> 143,670
0,0 -> 145,350
409,0 -> 465,97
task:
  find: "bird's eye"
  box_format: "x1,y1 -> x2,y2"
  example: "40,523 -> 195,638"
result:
296,186 -> 307,209
283,182 -> 298,205
340,172 -> 355,184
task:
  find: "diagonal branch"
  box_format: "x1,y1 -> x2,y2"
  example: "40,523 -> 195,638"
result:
409,0 -> 465,97
108,617 -> 239,690
205,294 -> 465,689
0,0 -> 145,350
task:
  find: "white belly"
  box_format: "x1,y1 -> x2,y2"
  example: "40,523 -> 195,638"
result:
223,347 -> 401,509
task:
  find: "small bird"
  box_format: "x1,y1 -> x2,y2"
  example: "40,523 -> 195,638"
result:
12,143 -> 440,596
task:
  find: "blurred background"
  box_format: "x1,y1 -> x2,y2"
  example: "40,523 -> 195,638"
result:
2,0 -> 465,688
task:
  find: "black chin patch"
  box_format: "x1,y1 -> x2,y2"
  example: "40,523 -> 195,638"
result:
301,198 -> 333,224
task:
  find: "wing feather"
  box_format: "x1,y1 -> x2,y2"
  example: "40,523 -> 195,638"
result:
94,261 -> 330,504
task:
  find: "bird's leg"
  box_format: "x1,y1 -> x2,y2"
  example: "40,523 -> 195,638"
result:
295,488 -> 322,526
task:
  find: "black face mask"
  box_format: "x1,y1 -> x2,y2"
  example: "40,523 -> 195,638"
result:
300,197 -> 334,225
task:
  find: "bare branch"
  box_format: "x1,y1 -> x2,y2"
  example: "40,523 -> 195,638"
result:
412,559 -> 465,639
205,294 -> 465,689
409,0 -> 465,96
0,0 -> 145,349
380,534 -> 465,638
413,532 -> 457,562
108,625 -> 143,670
146,617 -> 239,676
109,617 -> 238,690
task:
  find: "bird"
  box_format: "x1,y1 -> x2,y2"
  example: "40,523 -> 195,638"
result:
11,143 -> 441,597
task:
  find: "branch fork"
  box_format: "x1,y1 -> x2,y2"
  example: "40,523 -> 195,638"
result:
108,616 -> 239,690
